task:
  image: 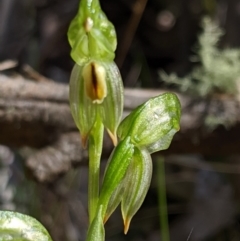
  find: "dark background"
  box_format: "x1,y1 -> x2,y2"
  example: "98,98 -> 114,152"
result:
1,0 -> 240,240
2,0 -> 240,85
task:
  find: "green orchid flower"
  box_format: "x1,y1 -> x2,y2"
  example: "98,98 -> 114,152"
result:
67,0 -> 182,239
118,93 -> 181,152
69,60 -> 123,147
104,147 -> 152,234
68,0 -> 117,64
68,0 -> 124,226
101,93 -> 181,233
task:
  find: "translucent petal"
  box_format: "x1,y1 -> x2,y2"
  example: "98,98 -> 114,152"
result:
99,61 -> 124,145
69,64 -> 97,146
104,181 -> 124,223
68,0 -> 117,64
118,93 -> 181,152
98,137 -> 134,216
121,147 -> 152,234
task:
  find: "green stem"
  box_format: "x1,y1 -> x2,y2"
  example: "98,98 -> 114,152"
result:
88,114 -> 104,224
157,156 -> 170,241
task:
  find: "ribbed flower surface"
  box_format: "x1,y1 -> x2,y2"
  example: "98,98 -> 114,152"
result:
69,60 -> 123,146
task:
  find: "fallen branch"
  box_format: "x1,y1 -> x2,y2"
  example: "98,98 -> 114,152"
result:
1,74 -> 240,181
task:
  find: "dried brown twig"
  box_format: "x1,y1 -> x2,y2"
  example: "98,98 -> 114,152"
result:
1,74 -> 240,182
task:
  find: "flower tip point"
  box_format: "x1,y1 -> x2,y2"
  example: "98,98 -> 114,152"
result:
123,218 -> 131,235
103,215 -> 109,224
81,135 -> 88,149
107,129 -> 118,146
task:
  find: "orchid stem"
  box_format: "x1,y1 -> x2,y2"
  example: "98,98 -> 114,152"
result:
157,156 -> 170,241
88,113 -> 104,224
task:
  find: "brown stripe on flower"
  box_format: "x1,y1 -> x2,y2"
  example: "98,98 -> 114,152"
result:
83,61 -> 107,103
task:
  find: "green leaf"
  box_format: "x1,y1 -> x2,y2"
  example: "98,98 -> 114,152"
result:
121,147 -> 152,234
98,137 -> 134,216
0,211 -> 52,241
118,93 -> 181,152
68,0 -> 117,64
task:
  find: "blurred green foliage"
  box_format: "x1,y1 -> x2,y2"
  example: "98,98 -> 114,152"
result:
160,17 -> 240,97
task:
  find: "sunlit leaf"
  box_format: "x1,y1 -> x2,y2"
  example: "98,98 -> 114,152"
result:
118,93 -> 181,152
0,211 -> 52,241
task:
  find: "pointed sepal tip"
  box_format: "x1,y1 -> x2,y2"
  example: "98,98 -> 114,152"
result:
123,217 -> 132,234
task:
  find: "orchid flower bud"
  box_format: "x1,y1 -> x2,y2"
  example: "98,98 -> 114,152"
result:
68,0 -> 117,64
117,93 -> 181,153
69,60 -> 123,147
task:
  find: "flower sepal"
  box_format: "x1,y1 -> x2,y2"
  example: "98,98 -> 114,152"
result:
117,93 -> 181,151
69,60 -> 123,147
68,0 -> 117,64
